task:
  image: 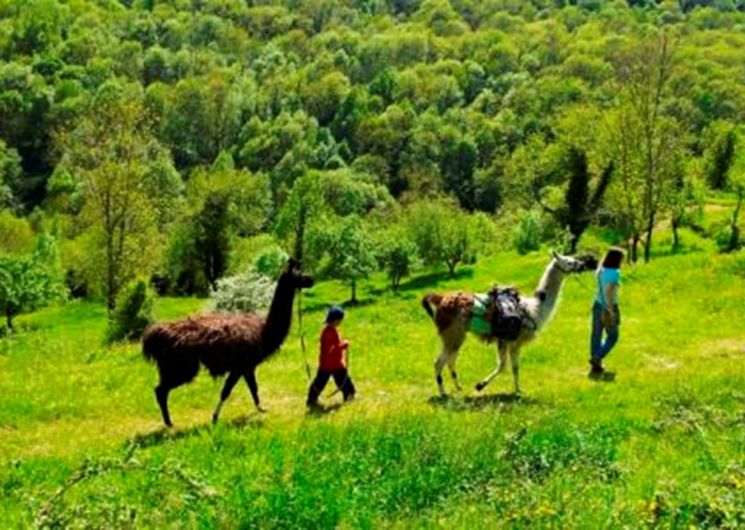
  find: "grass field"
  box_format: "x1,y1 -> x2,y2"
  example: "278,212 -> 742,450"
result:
1,229 -> 745,528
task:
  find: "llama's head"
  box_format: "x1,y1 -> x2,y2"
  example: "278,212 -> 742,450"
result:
281,258 -> 315,289
551,251 -> 598,274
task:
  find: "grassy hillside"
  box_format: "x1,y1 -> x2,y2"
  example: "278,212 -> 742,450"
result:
2,232 -> 745,528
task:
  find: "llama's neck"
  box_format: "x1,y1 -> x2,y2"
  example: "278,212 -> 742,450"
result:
531,260 -> 567,330
260,276 -> 296,359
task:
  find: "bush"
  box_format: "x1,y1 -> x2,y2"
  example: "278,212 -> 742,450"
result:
107,279 -> 154,343
254,245 -> 289,280
513,210 -> 543,255
212,272 -> 275,314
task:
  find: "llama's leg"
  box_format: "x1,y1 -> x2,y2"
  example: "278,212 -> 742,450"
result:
475,341 -> 508,392
434,349 -> 450,397
447,356 -> 462,391
212,371 -> 241,424
155,384 -> 173,427
434,326 -> 466,396
244,370 -> 266,413
510,347 -> 521,396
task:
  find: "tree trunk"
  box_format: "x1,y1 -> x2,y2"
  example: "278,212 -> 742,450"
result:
631,234 -> 640,263
5,310 -> 13,331
728,189 -> 743,252
447,261 -> 456,278
672,217 -> 680,252
643,228 -> 653,263
643,213 -> 656,263
106,226 -> 116,313
350,279 -> 357,304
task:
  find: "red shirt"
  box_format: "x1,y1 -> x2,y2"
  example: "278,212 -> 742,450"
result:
319,325 -> 347,371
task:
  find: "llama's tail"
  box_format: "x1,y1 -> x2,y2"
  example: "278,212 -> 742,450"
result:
421,293 -> 443,321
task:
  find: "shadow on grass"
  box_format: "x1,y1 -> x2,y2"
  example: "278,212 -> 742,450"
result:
302,297 -> 378,314
588,371 -> 617,382
398,268 -> 475,293
305,403 -> 343,417
127,413 -> 264,449
427,392 -> 538,411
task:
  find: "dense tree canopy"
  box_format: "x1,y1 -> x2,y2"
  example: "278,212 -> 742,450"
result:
1,0 -> 745,302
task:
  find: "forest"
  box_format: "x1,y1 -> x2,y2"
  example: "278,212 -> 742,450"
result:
2,0 -> 745,329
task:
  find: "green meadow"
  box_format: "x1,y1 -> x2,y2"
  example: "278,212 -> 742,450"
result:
1,227 -> 744,528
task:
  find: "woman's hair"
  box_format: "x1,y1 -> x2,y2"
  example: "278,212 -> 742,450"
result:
602,247 -> 624,269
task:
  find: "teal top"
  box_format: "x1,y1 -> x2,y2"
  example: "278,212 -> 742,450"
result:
595,267 -> 620,307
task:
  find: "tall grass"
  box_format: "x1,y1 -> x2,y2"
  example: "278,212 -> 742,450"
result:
1,233 -> 744,528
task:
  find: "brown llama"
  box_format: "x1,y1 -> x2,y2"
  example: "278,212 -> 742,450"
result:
422,252 -> 597,397
143,259 -> 314,426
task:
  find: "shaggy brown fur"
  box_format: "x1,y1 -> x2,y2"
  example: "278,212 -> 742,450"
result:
422,293 -> 475,333
143,259 -> 313,426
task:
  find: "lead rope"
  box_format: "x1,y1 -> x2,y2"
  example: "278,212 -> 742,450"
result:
297,288 -> 311,381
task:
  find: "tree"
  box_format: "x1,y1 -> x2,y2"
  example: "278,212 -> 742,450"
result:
441,136 -> 478,211
377,230 -> 418,292
0,235 -> 65,330
609,32 -> 685,262
275,171 -> 325,266
405,199 -> 475,278
57,86 -> 160,311
324,216 -> 377,304
724,132 -> 745,252
668,157 -> 704,252
194,192 -> 231,291
703,121 -> 736,189
533,146 -> 614,253
0,139 -> 22,211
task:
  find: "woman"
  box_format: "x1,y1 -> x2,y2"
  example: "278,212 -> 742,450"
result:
590,247 -> 624,375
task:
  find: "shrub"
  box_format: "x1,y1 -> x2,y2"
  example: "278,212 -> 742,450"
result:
106,279 -> 154,343
0,235 -> 66,331
513,210 -> 543,255
212,272 -> 275,314
254,245 -> 289,280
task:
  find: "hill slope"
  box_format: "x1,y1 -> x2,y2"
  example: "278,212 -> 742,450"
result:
1,246 -> 745,527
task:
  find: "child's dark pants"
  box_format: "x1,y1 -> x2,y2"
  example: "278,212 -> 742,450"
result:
307,369 -> 356,404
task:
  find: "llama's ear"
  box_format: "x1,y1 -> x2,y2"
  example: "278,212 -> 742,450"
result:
550,249 -> 560,260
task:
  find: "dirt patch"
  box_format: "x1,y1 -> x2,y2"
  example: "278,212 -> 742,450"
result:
705,339 -> 745,358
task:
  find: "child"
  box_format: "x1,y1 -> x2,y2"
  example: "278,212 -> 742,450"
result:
306,305 -> 356,407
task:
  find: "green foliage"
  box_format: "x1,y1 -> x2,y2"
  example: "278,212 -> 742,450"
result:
703,121 -> 736,190
106,278 -> 154,343
513,210 -> 543,255
274,171 -> 325,264
56,85 -> 161,311
0,234 -> 65,330
319,215 -> 377,303
405,199 -> 475,277
377,230 -> 418,291
254,245 -> 289,281
0,140 -> 22,211
0,210 -> 34,254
